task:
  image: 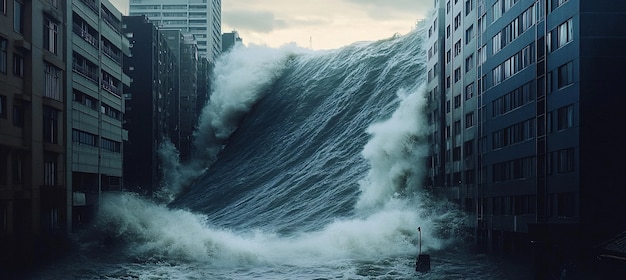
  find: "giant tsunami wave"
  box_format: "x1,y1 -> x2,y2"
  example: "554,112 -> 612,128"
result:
58,27 -> 467,279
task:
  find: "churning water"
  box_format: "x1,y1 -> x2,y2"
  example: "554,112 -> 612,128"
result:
32,28 -> 527,279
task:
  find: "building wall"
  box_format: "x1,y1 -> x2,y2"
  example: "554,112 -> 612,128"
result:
1,0 -> 68,266
122,15 -> 178,194
128,0 -> 222,62
67,0 -> 129,227
425,0 -> 626,253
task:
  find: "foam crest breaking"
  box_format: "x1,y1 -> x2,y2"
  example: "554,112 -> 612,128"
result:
193,43 -> 309,162
156,44 -> 309,200
94,193 -> 443,265
356,85 -> 430,211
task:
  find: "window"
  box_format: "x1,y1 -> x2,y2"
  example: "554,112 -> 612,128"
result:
0,37 -> 6,73
446,100 -> 451,113
493,0 -> 502,22
454,40 -> 461,57
44,160 -> 57,186
446,25 -> 451,38
477,45 -> 486,66
101,138 -> 121,153
465,25 -> 474,44
72,129 -> 97,147
44,18 -> 59,54
454,120 -> 462,135
557,105 -> 574,130
465,111 -> 474,128
454,13 -> 461,30
45,63 -> 62,101
446,0 -> 451,13
13,54 -> 23,78
1,0 -> 6,14
492,32 -> 502,54
558,18 -> 573,48
43,106 -> 58,144
465,82 -> 474,100
454,67 -> 461,82
12,103 -> 23,127
0,95 -> 6,118
464,139 -> 474,156
557,61 -> 573,89
453,146 -> 462,161
465,53 -> 474,72
446,49 -> 451,64
454,94 -> 461,109
465,0 -> 473,15
14,1 -> 23,33
557,148 -> 575,173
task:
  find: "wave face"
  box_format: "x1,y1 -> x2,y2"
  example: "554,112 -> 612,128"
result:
35,29 -> 486,279
173,30 -> 431,233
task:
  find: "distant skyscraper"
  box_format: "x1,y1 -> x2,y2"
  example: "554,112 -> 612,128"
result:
222,31 -> 243,52
129,0 -> 222,63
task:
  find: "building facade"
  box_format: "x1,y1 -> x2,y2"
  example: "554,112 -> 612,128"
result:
425,0 -> 626,257
0,0 -> 69,266
222,30 -> 242,52
128,0 -> 222,62
68,0 -> 130,227
1,0 -> 130,268
122,16 -> 177,194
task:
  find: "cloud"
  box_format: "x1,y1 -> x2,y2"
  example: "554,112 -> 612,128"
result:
223,10 -> 288,33
343,0 -> 431,20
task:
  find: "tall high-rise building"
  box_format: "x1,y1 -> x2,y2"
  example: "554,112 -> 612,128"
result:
0,0 -> 70,266
67,0 -> 130,227
222,30 -> 242,52
129,0 -> 222,62
424,0 -> 626,259
122,16 -> 178,194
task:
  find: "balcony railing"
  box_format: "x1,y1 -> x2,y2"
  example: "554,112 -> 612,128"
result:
101,80 -> 121,97
101,46 -> 122,65
73,62 -> 98,83
72,24 -> 98,47
80,0 -> 98,13
101,12 -> 122,34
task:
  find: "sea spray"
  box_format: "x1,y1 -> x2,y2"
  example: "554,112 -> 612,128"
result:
356,85 -> 430,212
155,44 -> 310,201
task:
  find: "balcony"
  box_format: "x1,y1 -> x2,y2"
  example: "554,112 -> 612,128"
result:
101,46 -> 122,66
73,62 -> 98,84
73,24 -> 98,47
101,80 -> 121,97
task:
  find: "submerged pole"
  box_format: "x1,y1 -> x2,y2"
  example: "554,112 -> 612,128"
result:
416,227 -> 431,272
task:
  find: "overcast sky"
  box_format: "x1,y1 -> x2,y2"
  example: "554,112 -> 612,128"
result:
111,0 -> 431,50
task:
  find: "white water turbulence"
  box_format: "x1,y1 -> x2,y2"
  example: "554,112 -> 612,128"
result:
38,26 -> 489,280
156,44 -> 310,201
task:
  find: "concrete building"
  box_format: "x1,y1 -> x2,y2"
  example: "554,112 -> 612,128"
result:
159,29 -> 198,161
0,0 -> 69,266
67,0 -> 130,227
122,16 -> 177,194
425,0 -> 626,260
0,0 -> 130,268
128,0 -> 222,62
222,30 -> 242,52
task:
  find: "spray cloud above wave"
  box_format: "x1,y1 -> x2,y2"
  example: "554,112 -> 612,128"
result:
157,44 -> 310,201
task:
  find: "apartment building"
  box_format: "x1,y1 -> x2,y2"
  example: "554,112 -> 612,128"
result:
129,0 -> 222,62
0,0 -> 69,265
425,0 -> 626,256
